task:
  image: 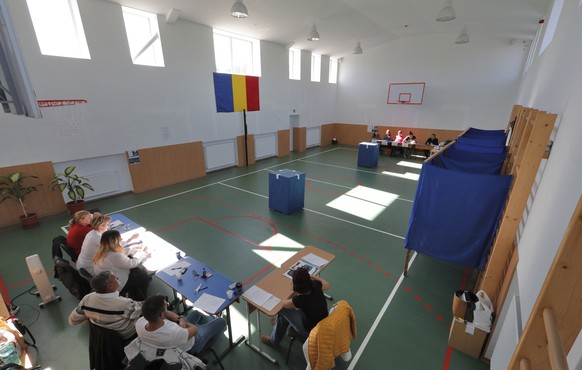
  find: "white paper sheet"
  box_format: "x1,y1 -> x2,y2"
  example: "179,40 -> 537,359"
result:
161,260 -> 191,277
194,293 -> 226,314
301,253 -> 329,268
262,295 -> 281,311
242,285 -> 272,307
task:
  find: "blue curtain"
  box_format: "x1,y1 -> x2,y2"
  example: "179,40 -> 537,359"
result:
437,145 -> 506,174
404,163 -> 512,269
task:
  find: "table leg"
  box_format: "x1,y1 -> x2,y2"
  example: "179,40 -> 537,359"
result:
244,302 -> 278,364
217,305 -> 245,360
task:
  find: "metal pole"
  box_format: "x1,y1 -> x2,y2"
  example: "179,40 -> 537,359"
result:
243,109 -> 248,167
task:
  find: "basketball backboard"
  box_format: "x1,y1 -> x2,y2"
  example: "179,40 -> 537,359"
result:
387,82 -> 425,105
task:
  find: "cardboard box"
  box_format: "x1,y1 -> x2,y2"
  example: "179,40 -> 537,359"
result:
448,318 -> 487,359
452,294 -> 466,318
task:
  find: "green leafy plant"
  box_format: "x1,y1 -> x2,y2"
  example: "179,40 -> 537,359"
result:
0,172 -> 42,218
50,166 -> 94,203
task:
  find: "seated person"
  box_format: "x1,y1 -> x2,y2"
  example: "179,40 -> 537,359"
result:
381,129 -> 392,155
403,131 -> 414,142
261,268 -> 330,346
77,215 -> 139,275
135,294 -> 226,355
425,133 -> 439,146
67,210 -> 101,257
391,130 -> 405,156
68,271 -> 142,341
425,133 -> 439,157
370,131 -> 380,142
383,129 -> 392,141
403,135 -> 417,158
93,230 -> 150,301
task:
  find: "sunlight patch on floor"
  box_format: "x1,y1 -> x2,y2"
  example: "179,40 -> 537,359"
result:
381,171 -> 420,181
345,185 -> 399,207
327,194 -> 385,221
397,160 -> 423,169
251,233 -> 304,267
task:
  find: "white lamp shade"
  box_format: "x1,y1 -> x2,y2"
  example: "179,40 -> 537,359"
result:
231,0 -> 248,18
455,26 -> 470,44
436,0 -> 455,21
307,25 -> 320,41
353,42 -> 363,54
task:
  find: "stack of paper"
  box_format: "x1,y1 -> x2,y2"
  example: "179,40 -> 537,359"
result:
243,286 -> 281,311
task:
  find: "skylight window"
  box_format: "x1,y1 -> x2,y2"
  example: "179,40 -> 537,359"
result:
311,53 -> 321,82
289,48 -> 301,80
539,0 -> 564,55
213,29 -> 261,76
122,6 -> 165,67
26,0 -> 90,59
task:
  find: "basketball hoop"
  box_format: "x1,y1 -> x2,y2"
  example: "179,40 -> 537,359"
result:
37,99 -> 87,137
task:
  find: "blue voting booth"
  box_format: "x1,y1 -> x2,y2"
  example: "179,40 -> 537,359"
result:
269,169 -> 305,214
357,142 -> 379,168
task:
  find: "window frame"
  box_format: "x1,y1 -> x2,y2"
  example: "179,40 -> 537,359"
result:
121,6 -> 165,67
310,53 -> 321,82
213,29 -> 261,77
289,48 -> 301,80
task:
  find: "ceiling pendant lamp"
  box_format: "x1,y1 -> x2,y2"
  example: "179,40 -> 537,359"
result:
353,42 -> 363,55
307,24 -> 320,41
231,0 -> 248,18
436,0 -> 456,22
455,26 -> 470,44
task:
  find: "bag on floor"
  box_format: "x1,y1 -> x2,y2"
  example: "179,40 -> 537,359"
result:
473,290 -> 493,333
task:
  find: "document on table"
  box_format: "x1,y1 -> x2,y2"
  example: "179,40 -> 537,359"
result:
194,293 -> 225,314
262,295 -> 281,311
161,260 -> 191,277
301,253 -> 329,268
243,285 -> 273,307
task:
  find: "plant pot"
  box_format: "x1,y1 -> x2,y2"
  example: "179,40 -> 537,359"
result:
66,200 -> 86,215
20,213 -> 39,229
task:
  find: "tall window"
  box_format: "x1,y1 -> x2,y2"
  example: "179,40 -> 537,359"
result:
26,0 -> 90,59
539,0 -> 564,55
213,29 -> 261,76
311,53 -> 321,82
289,48 -> 301,80
524,22 -> 543,75
329,57 -> 338,84
122,6 -> 165,67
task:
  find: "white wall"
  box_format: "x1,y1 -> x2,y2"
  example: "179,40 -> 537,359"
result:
0,0 -> 337,170
491,0 -> 582,368
337,33 -> 526,130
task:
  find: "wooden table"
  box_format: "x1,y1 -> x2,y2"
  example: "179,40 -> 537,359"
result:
242,245 -> 335,364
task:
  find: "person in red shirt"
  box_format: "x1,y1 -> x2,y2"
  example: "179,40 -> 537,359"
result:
67,210 -> 100,257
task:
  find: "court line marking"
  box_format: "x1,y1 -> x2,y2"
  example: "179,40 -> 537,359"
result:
109,147 -> 342,215
347,251 -> 418,370
218,182 -> 405,240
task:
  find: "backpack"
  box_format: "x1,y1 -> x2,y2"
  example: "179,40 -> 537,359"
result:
52,256 -> 91,300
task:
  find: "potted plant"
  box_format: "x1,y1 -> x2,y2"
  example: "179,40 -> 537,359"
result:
50,166 -> 94,214
0,172 -> 42,228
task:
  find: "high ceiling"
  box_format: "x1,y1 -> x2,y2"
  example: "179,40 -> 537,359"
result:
107,0 -> 550,57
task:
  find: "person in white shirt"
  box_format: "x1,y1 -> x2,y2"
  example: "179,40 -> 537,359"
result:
93,230 -> 150,301
135,294 -> 226,355
68,271 -> 142,340
77,215 -> 139,275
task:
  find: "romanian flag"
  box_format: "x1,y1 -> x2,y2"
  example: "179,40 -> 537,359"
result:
213,72 -> 260,112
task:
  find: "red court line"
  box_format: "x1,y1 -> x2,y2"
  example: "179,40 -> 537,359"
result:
442,266 -> 471,370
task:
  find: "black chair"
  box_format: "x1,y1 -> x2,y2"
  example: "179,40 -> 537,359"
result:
79,267 -> 93,282
52,235 -> 77,262
89,322 -> 126,370
52,256 -> 91,300
192,344 -> 224,370
285,326 -> 309,365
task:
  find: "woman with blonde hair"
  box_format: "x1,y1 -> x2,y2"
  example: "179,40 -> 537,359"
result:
93,230 -> 150,300
67,210 -> 101,257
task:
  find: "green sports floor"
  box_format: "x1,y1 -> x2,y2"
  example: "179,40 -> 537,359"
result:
0,146 -> 490,370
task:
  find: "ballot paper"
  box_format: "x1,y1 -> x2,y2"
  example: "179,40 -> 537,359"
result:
194,293 -> 225,314
301,253 -> 329,268
243,285 -> 272,307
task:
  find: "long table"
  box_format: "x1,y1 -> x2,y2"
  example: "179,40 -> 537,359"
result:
111,213 -> 245,358
241,245 -> 335,364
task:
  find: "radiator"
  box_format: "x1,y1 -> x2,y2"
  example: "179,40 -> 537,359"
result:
25,254 -> 60,308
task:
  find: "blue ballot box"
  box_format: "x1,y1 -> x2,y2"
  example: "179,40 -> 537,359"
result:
357,142 -> 379,168
269,169 -> 305,214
